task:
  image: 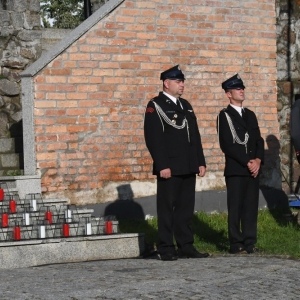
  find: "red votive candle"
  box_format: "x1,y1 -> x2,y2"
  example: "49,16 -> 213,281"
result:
63,223 -> 69,237
105,221 -> 113,234
45,211 -> 52,224
1,213 -> 8,228
0,189 -> 4,201
14,226 -> 21,240
9,200 -> 16,213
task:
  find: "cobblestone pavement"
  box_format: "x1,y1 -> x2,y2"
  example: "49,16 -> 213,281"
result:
0,255 -> 300,299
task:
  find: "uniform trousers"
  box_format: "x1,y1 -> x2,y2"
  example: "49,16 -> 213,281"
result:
157,174 -> 196,255
225,175 -> 259,250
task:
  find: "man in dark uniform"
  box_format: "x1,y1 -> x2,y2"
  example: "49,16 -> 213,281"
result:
217,74 -> 264,254
144,65 -> 209,261
290,94 -> 300,164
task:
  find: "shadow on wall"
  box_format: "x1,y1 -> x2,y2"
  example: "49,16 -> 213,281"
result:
260,134 -> 292,225
260,134 -> 282,190
104,184 -> 145,220
105,184 -> 158,257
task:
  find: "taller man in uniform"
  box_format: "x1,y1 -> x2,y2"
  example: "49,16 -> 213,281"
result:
217,74 -> 264,254
144,65 -> 209,261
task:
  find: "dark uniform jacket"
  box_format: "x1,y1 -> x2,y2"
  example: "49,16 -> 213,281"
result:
218,105 -> 264,176
291,100 -> 300,153
144,92 -> 206,176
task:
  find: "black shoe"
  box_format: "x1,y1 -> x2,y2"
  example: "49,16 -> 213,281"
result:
178,248 -> 210,259
246,247 -> 260,254
159,252 -> 178,261
229,247 -> 248,254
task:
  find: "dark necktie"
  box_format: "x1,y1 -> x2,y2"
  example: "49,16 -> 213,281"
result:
176,99 -> 181,108
241,109 -> 245,120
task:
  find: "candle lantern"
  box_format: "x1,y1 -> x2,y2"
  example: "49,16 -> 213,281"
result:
0,188 -> 4,201
14,223 -> 21,241
30,199 -> 37,211
1,213 -> 8,228
39,225 -> 46,239
105,221 -> 113,234
63,222 -> 69,237
45,208 -> 52,224
23,209 -> 30,226
85,217 -> 92,236
9,199 -> 16,213
65,206 -> 72,223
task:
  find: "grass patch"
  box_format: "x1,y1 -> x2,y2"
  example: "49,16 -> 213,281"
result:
119,209 -> 300,258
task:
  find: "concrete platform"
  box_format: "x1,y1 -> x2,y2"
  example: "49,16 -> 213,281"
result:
0,233 -> 145,269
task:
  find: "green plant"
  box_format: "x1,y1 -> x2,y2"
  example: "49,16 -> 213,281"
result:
119,209 -> 300,258
3,169 -> 22,176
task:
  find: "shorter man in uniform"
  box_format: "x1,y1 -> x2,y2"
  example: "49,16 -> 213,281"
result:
144,65 -> 209,261
217,74 -> 264,254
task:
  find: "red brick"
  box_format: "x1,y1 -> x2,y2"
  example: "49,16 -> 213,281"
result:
32,85 -> 51,97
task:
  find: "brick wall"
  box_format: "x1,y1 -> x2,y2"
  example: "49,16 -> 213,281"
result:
32,0 -> 278,203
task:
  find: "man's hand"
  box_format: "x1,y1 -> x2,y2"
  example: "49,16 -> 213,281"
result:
247,158 -> 261,178
160,168 -> 171,179
198,166 -> 206,177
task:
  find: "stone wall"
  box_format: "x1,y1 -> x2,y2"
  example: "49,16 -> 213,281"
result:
24,0 -> 279,204
0,0 -> 41,138
91,0 -> 109,13
276,0 -> 300,193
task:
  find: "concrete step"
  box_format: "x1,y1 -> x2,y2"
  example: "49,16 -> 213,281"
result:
0,175 -> 41,199
0,233 -> 145,269
0,174 -> 144,270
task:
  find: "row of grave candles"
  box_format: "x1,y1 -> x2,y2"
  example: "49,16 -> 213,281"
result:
4,219 -> 114,240
0,188 -> 114,239
1,208 -> 114,232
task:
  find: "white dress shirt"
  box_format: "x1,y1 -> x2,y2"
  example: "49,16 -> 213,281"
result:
230,104 -> 244,117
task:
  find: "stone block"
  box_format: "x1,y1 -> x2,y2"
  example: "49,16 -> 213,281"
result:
7,0 -> 27,13
0,96 -> 5,107
0,79 -> 20,96
24,12 -> 41,29
15,176 -> 41,198
29,0 -> 40,12
283,81 -> 292,94
0,138 -> 15,153
0,11 -> 11,26
0,153 -> 20,168
11,12 -> 24,29
18,29 -> 42,42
